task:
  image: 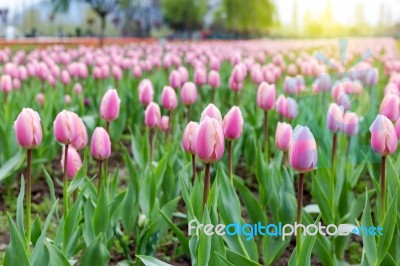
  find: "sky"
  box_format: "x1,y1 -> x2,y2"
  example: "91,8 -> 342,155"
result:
0,0 -> 400,26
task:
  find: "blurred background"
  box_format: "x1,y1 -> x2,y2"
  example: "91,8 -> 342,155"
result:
0,0 -> 400,40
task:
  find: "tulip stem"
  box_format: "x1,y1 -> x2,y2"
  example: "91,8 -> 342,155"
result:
234,92 -> 239,105
191,154 -> 196,182
331,133 -> 337,207
283,151 -> 288,167
63,144 -> 69,216
228,140 -> 233,183
26,149 -> 32,249
106,121 -> 110,133
381,156 -> 386,222
296,173 -> 305,259
149,128 -> 154,164
212,88 -> 216,102
97,160 -> 103,192
346,136 -> 351,160
187,106 -> 191,124
264,110 -> 269,161
202,163 -> 211,212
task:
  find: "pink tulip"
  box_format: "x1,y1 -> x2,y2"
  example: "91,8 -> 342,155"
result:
70,113 -> 88,150
61,146 -> 82,180
178,66 -> 189,83
257,82 -> 276,110
73,83 -> 83,94
61,70 -> 71,85
36,93 -> 45,106
395,117 -> 400,139
194,68 -> 207,86
12,79 -> 21,90
342,112 -> 359,136
337,93 -> 351,111
209,56 -> 220,71
91,127 -> 112,160
100,89 -> 121,122
380,94 -> 400,121
365,68 -> 378,86
201,103 -> 222,124
208,70 -> 221,89
161,86 -> 178,111
53,110 -> 77,145
181,82 -> 197,105
160,116 -> 170,133
231,65 -> 245,83
169,70 -> 182,89
14,108 -> 43,149
275,122 -> 293,151
138,79 -> 154,106
0,74 -> 12,92
284,97 -> 298,119
289,125 -> 318,173
194,116 -> 225,163
222,106 -> 244,140
144,102 -> 161,128
369,115 -> 398,156
229,77 -> 243,92
327,103 -> 344,133
64,95 -> 72,105
276,94 -> 287,116
132,64 -> 142,78
182,121 -> 199,154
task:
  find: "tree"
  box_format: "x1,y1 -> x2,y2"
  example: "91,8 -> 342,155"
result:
222,0 -> 276,35
50,0 -> 119,46
161,0 -> 207,31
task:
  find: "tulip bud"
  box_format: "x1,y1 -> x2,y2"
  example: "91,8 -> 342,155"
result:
111,65 -> 122,80
208,70 -> 221,89
91,127 -> 112,160
284,97 -> 298,119
61,146 -> 82,180
61,70 -> 70,85
64,95 -> 72,105
181,82 -> 197,106
138,79 -> 154,107
289,125 -> 318,173
194,116 -> 225,163
380,94 -> 400,121
53,110 -> 77,145
369,115 -> 398,156
178,66 -> 189,83
257,82 -> 276,110
160,116 -> 170,133
276,94 -> 287,116
201,103 -> 222,124
14,108 -> 43,149
223,106 -> 244,140
100,89 -> 121,122
161,86 -> 178,111
395,117 -> 400,139
327,103 -> 344,133
144,102 -> 161,128
194,68 -> 207,86
0,74 -> 12,92
132,64 -> 142,78
70,113 -> 88,150
169,70 -> 182,89
73,83 -> 83,95
342,112 -> 359,136
365,68 -> 378,86
182,121 -> 199,154
36,93 -> 45,107
275,122 -> 293,151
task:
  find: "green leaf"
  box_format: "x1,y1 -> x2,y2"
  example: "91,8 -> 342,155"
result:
361,192 -> 377,265
16,176 -> 25,237
4,214 -> 30,266
0,151 -> 24,183
81,235 -> 110,266
42,166 -> 56,204
136,255 -> 173,266
198,208 -> 211,266
45,241 -> 70,266
376,192 -> 398,264
31,216 -> 41,247
158,209 -> 189,254
225,250 -> 260,266
297,215 -> 320,265
93,188 -> 110,236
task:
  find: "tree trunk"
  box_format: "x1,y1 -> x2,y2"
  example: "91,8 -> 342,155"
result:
100,15 -> 106,47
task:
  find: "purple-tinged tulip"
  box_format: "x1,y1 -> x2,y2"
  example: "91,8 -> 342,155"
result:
100,89 -> 121,122
169,70 -> 182,89
182,122 -> 199,154
14,108 -> 43,149
370,115 -> 398,156
161,86 -> 178,111
289,125 -> 318,173
342,112 -> 359,136
284,97 -> 298,120
276,94 -> 287,117
327,103 -> 344,133
160,116 -> 170,133
365,68 -> 378,86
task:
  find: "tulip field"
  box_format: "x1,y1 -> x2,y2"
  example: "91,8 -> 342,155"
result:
1,38 -> 400,266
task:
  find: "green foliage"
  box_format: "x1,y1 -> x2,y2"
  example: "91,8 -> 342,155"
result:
161,0 -> 207,30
